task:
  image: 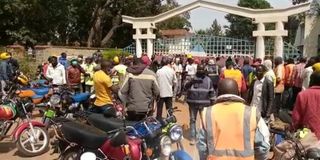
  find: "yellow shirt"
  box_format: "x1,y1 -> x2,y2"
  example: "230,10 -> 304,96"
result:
93,70 -> 113,106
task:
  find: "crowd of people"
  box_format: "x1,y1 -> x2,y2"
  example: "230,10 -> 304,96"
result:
1,50 -> 320,159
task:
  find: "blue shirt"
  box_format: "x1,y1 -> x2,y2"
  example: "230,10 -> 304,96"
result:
242,64 -> 253,81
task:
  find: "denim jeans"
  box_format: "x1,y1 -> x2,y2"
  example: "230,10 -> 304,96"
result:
188,103 -> 204,140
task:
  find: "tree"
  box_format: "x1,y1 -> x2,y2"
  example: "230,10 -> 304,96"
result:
224,0 -> 272,39
207,19 -> 223,36
195,19 -> 223,36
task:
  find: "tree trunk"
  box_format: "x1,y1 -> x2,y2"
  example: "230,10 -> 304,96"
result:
100,23 -> 125,46
87,1 -> 112,47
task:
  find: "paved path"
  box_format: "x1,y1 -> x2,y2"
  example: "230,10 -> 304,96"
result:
0,102 -> 200,160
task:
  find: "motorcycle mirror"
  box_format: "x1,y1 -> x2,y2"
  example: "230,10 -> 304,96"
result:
80,152 -> 96,160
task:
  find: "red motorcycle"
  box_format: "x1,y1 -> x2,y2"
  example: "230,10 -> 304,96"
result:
51,117 -> 142,160
0,82 -> 49,156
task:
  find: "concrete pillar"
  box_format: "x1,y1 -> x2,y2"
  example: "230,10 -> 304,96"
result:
135,28 -> 142,57
136,39 -> 142,58
256,23 -> 265,59
147,39 -> 153,58
147,28 -> 154,58
274,21 -> 284,58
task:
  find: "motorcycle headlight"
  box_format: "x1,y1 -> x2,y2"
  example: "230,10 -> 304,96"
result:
169,125 -> 183,142
50,94 -> 61,105
160,136 -> 172,157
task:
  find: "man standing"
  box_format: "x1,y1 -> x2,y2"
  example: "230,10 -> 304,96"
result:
292,57 -> 306,104
205,59 -> 220,90
83,57 -> 96,93
92,60 -> 118,114
59,52 -> 68,69
120,57 -> 159,121
263,59 -> 276,87
185,64 -> 215,145
302,57 -> 317,90
0,52 -> 13,97
220,60 -> 247,94
242,57 -> 254,87
112,56 -> 127,85
172,57 -> 183,98
67,59 -> 85,93
197,79 -> 270,160
156,57 -> 177,119
248,65 -> 274,118
274,57 -> 285,114
283,58 -> 295,110
46,56 -> 66,85
292,72 -> 320,139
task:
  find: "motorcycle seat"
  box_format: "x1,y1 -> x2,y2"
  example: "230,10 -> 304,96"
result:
31,88 -> 49,96
88,113 -> 137,132
72,93 -> 90,103
61,121 -> 108,149
307,148 -> 320,159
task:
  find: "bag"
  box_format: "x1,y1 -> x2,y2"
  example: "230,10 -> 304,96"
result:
274,130 -> 320,160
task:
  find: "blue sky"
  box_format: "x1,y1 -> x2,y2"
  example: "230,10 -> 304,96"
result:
176,0 -> 292,30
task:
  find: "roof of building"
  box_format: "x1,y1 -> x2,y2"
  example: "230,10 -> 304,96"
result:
160,29 -> 192,37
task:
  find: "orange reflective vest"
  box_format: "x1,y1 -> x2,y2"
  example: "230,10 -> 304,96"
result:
202,103 -> 257,160
222,69 -> 244,92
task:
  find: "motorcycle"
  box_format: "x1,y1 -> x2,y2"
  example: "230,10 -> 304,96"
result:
0,85 -> 49,156
86,107 -> 188,160
42,85 -> 91,127
269,110 -> 320,160
50,117 -> 143,160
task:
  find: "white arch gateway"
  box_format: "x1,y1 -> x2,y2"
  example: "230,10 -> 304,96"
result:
122,0 -> 311,58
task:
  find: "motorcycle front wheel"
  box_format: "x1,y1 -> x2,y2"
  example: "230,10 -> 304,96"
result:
16,126 -> 49,157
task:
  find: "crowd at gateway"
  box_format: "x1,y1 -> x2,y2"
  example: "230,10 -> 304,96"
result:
1,50 -> 320,159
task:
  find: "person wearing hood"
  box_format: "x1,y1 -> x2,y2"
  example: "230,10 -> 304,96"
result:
263,59 -> 276,87
120,56 -> 160,121
185,64 -> 215,145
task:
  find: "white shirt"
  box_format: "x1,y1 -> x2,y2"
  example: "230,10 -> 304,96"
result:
251,77 -> 264,111
156,65 -> 177,98
46,63 -> 66,85
186,64 -> 197,76
302,66 -> 313,90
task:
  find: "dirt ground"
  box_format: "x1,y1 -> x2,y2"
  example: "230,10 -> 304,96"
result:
0,102 -> 200,160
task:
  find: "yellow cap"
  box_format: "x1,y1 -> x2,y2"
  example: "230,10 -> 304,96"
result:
187,54 -> 193,59
113,56 -> 120,64
313,63 -> 320,72
0,52 -> 11,60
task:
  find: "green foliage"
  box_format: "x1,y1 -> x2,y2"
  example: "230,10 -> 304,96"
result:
0,0 -> 190,48
17,56 -> 38,80
102,49 -> 131,60
195,19 -> 223,36
225,0 -> 272,39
